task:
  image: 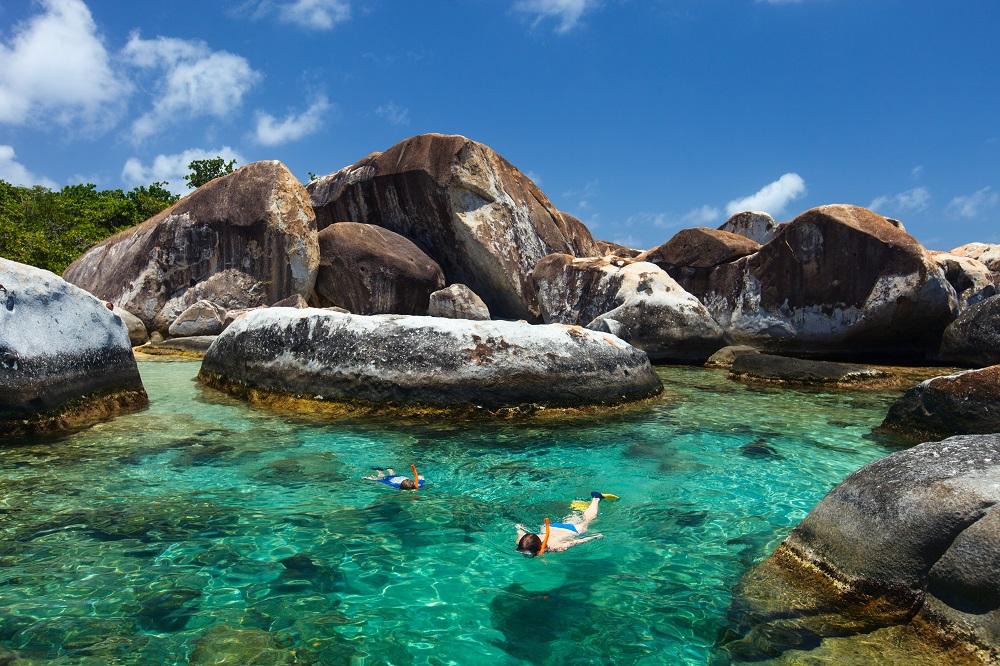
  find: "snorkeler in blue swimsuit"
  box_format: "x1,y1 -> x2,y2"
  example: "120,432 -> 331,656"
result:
364,465 -> 425,491
515,492 -> 605,556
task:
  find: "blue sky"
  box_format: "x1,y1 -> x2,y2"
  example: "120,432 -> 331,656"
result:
1,0 -> 998,251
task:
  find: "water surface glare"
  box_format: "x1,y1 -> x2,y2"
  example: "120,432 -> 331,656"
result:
0,360 -> 905,664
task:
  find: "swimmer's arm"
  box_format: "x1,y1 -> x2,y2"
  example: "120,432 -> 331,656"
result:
563,534 -> 603,550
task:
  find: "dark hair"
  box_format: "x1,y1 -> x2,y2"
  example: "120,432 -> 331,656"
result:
399,478 -> 417,490
516,533 -> 542,555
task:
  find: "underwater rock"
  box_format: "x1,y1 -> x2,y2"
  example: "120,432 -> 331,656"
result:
702,205 -> 958,358
63,161 -> 319,332
938,294 -> 1000,367
740,439 -> 781,459
704,345 -> 760,369
427,283 -> 490,320
189,626 -> 297,665
168,300 -> 226,337
198,308 -> 662,410
718,211 -> 781,245
729,353 -> 889,387
725,434 -> 1000,663
307,133 -> 597,320
312,222 -> 445,314
530,253 -> 725,362
0,258 -> 147,437
879,366 -> 1000,440
137,587 -> 202,632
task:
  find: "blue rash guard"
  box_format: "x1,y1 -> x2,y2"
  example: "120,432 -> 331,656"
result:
378,475 -> 425,489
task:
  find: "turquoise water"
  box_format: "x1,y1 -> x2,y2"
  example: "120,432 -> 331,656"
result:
0,361 -> 908,665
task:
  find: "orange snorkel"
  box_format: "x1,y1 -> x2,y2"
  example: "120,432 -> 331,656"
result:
410,464 -> 420,491
538,517 -> 551,556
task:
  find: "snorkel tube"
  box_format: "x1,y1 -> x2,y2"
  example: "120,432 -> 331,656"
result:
410,464 -> 420,491
538,517 -> 551,556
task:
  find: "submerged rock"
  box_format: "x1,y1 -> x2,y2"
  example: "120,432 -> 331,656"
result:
879,366 -> 1000,440
312,222 -> 445,314
718,211 -> 781,244
530,254 -> 725,362
63,160 -> 319,332
0,258 -> 147,437
703,205 -> 957,358
307,133 -> 597,320
729,353 -> 888,386
938,294 -> 1000,367
198,308 -> 662,410
704,345 -> 760,369
168,300 -> 226,337
427,283 -> 490,320
725,435 -> 1000,663
136,336 -> 218,359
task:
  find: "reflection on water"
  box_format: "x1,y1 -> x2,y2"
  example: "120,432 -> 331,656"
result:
0,361 -> 910,664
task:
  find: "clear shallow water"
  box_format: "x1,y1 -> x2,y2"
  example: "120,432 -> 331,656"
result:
0,361 -> 908,665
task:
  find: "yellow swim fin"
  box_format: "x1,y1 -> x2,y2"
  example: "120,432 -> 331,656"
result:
570,493 -> 619,510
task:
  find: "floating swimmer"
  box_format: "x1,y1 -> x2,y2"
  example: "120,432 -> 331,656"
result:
364,464 -> 425,490
515,492 -> 607,556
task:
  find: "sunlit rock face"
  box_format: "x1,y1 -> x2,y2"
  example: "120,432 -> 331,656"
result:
530,254 -> 725,362
312,222 -> 445,315
950,242 -> 1000,272
63,161 -> 319,333
307,133 -> 598,320
718,210 -> 781,245
637,227 -> 760,298
880,365 -> 1000,440
0,258 -> 147,436
700,205 -> 958,358
199,308 -> 662,410
427,284 -> 490,320
932,251 -> 998,311
722,434 -> 1000,664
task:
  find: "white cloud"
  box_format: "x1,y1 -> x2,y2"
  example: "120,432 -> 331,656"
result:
947,187 -> 999,220
123,33 -> 261,142
513,0 -> 598,33
624,212 -> 669,228
725,173 -> 806,217
0,145 -> 57,188
254,96 -> 330,146
868,187 -> 930,215
911,165 -> 924,179
375,102 -> 410,126
680,204 -> 722,226
121,146 -> 245,195
0,0 -> 128,129
279,0 -> 350,29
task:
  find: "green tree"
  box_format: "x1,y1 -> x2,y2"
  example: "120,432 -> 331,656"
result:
0,180 -> 178,274
184,157 -> 237,189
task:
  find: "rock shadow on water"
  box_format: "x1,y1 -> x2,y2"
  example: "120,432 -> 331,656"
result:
268,553 -> 345,596
252,452 -> 349,487
739,439 -> 783,460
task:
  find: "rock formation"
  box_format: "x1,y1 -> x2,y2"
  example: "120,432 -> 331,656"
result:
593,240 -> 641,258
112,305 -> 148,346
879,366 -> 1000,440
938,294 -> 1000,367
168,300 -> 226,337
0,258 -> 147,436
729,353 -> 888,386
199,309 -> 662,410
950,242 -> 1000,272
531,254 -> 725,362
724,434 -> 1000,663
63,161 -> 319,333
704,345 -> 759,369
718,211 -> 780,244
637,227 -> 760,298
312,222 -> 445,314
307,133 -> 598,320
932,252 -> 997,309
701,205 -> 957,358
427,284 -> 490,320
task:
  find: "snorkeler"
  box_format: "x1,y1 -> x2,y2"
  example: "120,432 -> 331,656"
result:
515,492 -> 605,556
364,464 -> 425,490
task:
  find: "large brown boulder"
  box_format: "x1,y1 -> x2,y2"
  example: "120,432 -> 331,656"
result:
63,161 -> 319,333
637,227 -> 760,298
939,294 -> 1000,367
307,133 -> 598,320
879,366 -> 1000,440
530,254 -> 725,362
1,258 -> 147,437
312,222 -> 445,315
702,205 -> 957,358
